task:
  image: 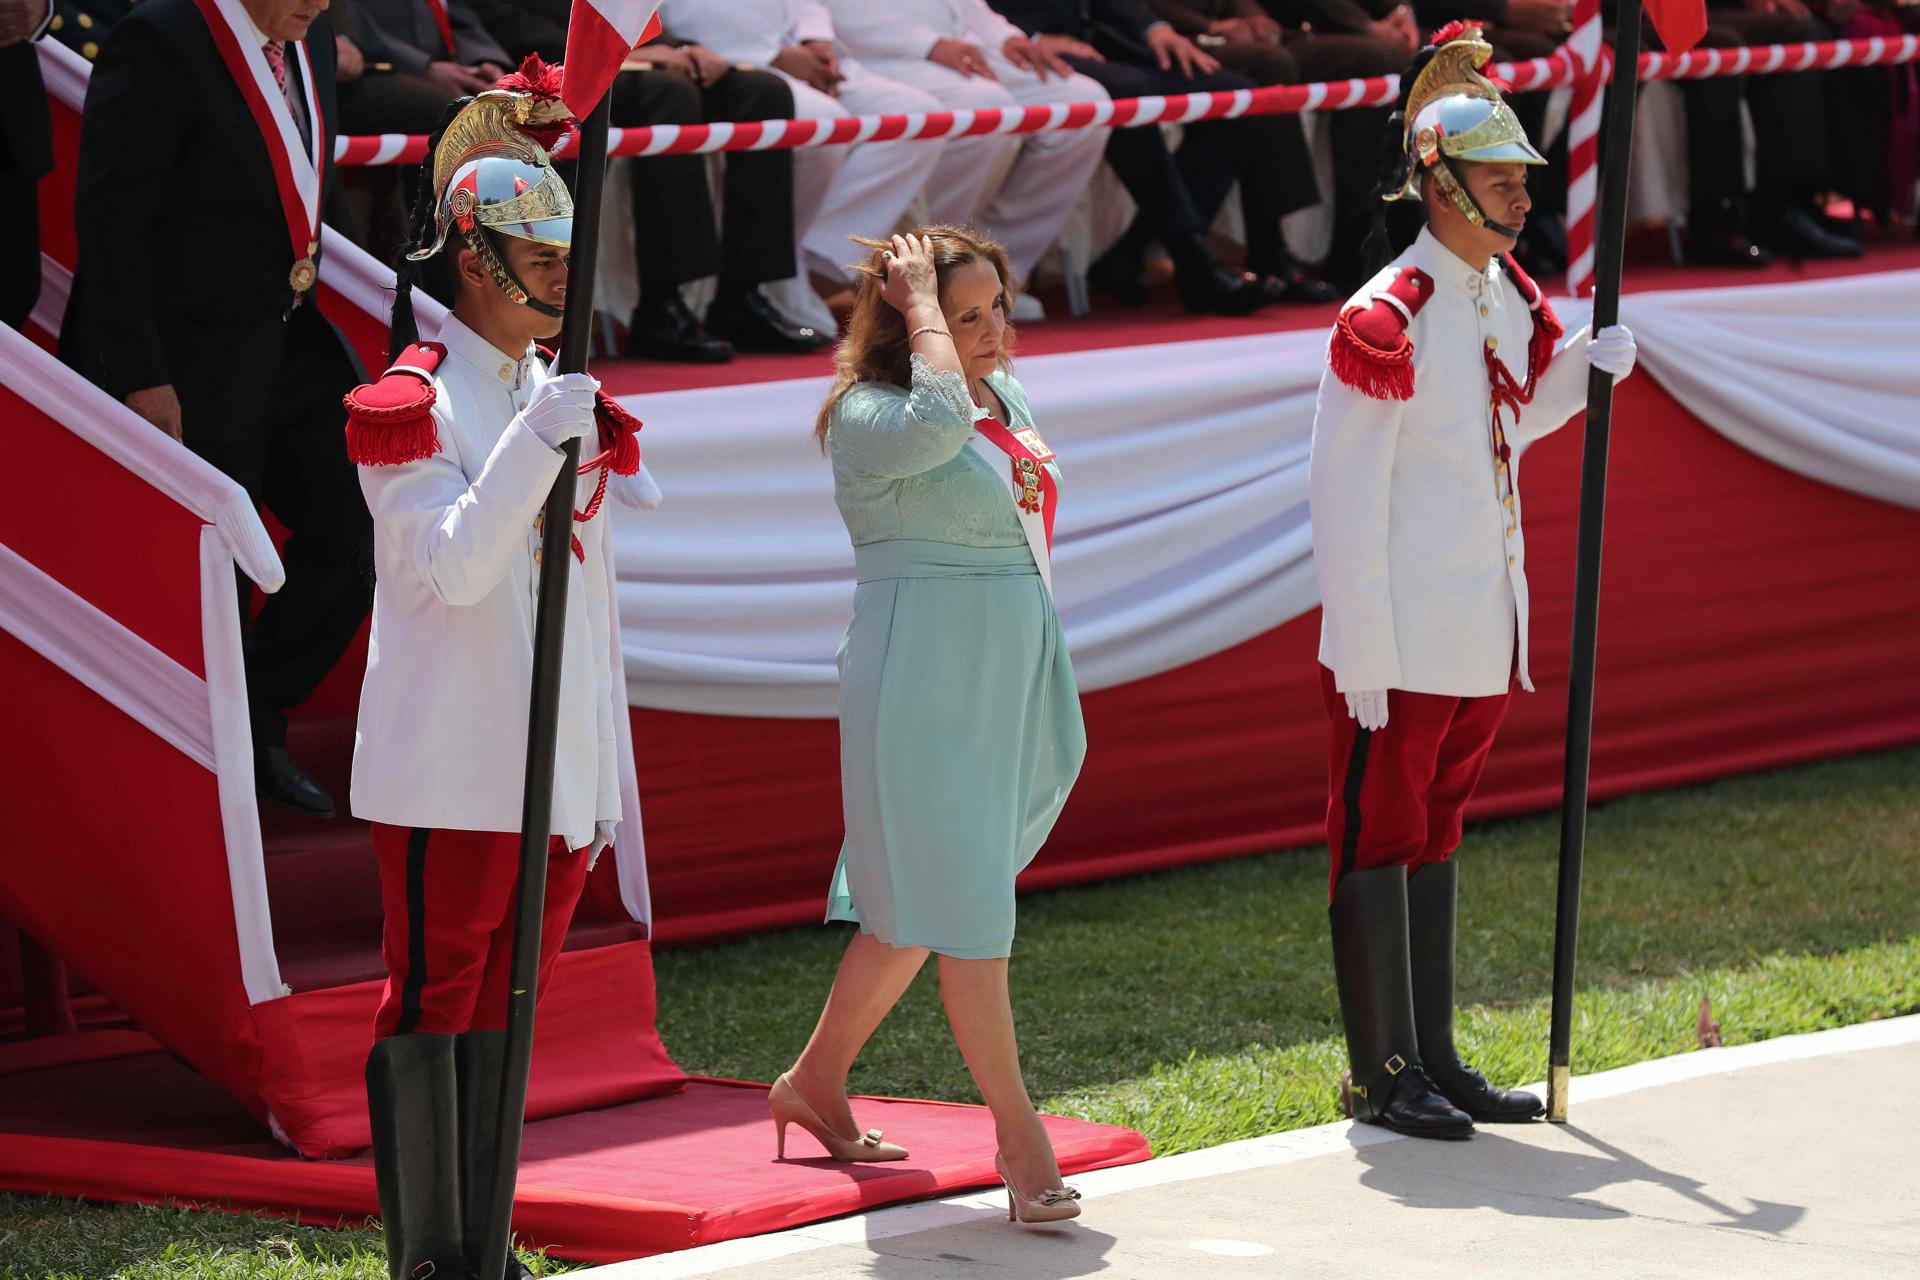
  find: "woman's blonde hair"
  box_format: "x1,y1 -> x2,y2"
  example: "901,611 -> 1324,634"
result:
813,225 -> 1017,447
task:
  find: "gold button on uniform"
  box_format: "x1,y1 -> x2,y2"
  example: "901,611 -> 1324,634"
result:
1485,336 -> 1498,352
498,362 -> 513,382
1480,305 -> 1489,317
1506,525 -> 1517,538
534,547 -> 543,564
1508,555 -> 1517,566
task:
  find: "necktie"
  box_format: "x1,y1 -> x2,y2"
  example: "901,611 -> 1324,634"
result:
263,40 -> 288,94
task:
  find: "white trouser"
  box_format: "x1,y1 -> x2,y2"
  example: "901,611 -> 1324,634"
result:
856,50 -> 1110,282
777,61 -> 961,281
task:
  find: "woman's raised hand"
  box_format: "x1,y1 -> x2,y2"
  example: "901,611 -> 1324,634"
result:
879,234 -> 939,317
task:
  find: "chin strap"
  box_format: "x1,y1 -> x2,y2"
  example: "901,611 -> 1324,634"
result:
1438,155 -> 1522,240
460,223 -> 565,318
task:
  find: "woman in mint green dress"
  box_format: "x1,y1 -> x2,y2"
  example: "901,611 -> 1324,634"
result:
767,228 -> 1088,1225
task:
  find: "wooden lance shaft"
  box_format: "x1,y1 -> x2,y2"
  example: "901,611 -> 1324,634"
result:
1547,0 -> 1645,1124
476,92 -> 613,1280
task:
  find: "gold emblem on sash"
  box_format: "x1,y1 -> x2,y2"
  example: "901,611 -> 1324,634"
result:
289,240 -> 319,294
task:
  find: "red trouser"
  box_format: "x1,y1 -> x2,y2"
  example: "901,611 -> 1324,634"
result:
1320,665 -> 1511,900
371,823 -> 591,1038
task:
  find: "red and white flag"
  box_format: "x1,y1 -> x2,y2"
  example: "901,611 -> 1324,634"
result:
1644,0 -> 1708,54
561,0 -> 663,119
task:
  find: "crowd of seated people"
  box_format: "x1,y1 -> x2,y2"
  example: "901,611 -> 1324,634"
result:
30,0 -> 1920,363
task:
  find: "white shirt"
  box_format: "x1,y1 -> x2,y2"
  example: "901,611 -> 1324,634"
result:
351,315 -> 621,848
657,0 -> 835,65
1309,228 -> 1617,698
821,0 -> 1023,60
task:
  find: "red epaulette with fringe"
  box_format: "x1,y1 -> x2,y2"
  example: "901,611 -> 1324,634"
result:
1501,251 -> 1565,375
1329,267 -> 1435,401
343,343 -> 445,466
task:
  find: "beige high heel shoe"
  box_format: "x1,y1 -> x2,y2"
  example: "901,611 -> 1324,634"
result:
995,1152 -> 1082,1224
769,1073 -> 909,1162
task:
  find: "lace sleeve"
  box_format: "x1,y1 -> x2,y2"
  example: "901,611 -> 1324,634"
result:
829,354 -> 980,479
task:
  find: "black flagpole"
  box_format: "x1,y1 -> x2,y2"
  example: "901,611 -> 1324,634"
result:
478,93 -> 612,1280
1547,3 -> 1644,1124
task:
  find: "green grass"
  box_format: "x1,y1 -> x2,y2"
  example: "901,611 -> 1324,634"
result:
4,746 -> 1916,1277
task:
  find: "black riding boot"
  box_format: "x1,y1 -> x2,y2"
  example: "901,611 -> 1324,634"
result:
1407,860 -> 1544,1122
1329,865 -> 1474,1139
456,1031 -> 535,1280
367,1034 -> 476,1280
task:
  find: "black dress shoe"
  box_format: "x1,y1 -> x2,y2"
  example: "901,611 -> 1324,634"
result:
627,296 -> 734,363
256,745 -> 334,817
1685,225 -> 1775,269
1775,205 -> 1863,259
1086,253 -> 1151,307
1356,1060 -> 1478,1139
1177,265 -> 1267,316
707,287 -> 835,353
1427,1058 -> 1545,1123
1254,268 -> 1341,305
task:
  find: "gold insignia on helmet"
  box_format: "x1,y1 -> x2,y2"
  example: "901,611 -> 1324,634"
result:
1403,23 -> 1502,125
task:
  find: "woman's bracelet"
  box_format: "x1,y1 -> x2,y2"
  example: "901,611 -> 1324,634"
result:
908,325 -> 951,343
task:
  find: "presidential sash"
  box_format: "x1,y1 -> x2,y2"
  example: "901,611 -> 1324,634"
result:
966,414 -> 1058,596
192,0 -> 326,296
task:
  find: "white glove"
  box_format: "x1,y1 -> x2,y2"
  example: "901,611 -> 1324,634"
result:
611,461 -> 664,511
1345,689 -> 1389,732
1585,324 -> 1636,379
587,819 -> 617,870
521,372 -> 601,451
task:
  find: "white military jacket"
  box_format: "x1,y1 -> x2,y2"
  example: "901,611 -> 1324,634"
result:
1309,228 -> 1624,698
351,315 -> 622,849
821,0 -> 1023,59
656,0 -> 834,65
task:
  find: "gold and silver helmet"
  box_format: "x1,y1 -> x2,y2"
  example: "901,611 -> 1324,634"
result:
407,82 -> 575,315
1387,23 -> 1546,237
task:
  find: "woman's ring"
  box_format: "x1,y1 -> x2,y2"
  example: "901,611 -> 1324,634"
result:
882,249 -> 894,259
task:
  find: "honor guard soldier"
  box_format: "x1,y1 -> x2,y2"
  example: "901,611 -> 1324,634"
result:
1308,23 -> 1638,1140
343,65 -> 659,1280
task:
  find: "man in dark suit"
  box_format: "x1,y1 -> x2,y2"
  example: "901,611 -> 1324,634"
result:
989,0 -> 1268,313
61,0 -> 371,818
0,0 -> 54,329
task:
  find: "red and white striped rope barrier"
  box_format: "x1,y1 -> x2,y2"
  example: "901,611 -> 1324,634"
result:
332,36 -> 1918,169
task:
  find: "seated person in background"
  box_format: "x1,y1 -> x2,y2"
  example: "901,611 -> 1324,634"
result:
820,0 -> 1112,317
1142,0 -> 1342,301
333,0 -> 508,136
659,0 -> 971,333
989,0 -> 1269,314
467,0 -> 831,360
1253,0 -> 1416,288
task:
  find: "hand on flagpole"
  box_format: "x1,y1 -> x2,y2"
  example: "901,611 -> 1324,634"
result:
1345,689 -> 1390,732
1585,325 -> 1637,379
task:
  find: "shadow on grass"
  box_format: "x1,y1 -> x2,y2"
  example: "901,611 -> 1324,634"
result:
1354,1127 -> 1806,1233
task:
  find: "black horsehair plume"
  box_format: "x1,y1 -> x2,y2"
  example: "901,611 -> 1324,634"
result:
1361,40 -> 1445,279
387,97 -> 471,364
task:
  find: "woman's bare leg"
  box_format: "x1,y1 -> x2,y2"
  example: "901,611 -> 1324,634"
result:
786,930 -> 930,1135
938,955 -> 1062,1195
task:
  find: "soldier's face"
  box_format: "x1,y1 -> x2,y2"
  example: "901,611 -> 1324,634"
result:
1463,162 -> 1532,238
240,0 -> 330,42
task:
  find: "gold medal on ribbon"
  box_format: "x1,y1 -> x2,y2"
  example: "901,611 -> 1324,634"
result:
289,241 -> 319,294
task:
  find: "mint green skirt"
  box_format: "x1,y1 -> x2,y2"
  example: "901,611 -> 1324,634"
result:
826,540 -> 1086,959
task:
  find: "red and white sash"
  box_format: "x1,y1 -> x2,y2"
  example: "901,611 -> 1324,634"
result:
191,0 -> 326,294
966,415 -> 1058,596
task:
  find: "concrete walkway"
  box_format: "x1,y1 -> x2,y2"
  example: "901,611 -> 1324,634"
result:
586,1017 -> 1920,1280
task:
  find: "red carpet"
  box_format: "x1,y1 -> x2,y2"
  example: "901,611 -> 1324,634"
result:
0,1040 -> 1147,1262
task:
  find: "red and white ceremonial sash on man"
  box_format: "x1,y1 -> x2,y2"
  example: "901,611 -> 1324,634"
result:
966,416 -> 1059,596
191,0 -> 326,297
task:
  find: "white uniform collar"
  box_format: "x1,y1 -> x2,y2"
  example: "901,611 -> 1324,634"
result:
438,312 -> 540,390
1413,227 -> 1499,297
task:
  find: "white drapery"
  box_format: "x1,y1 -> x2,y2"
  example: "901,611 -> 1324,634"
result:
610,270 -> 1920,720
